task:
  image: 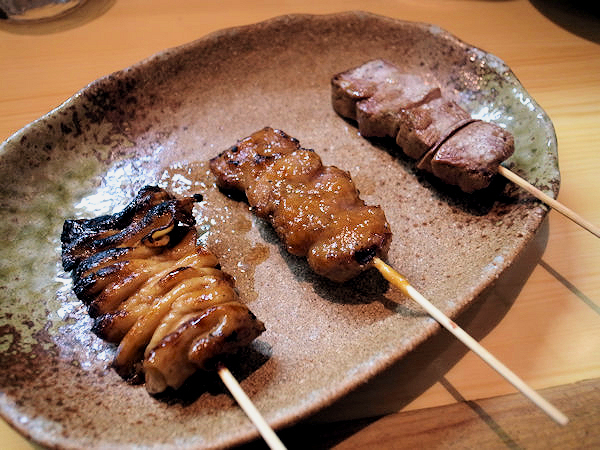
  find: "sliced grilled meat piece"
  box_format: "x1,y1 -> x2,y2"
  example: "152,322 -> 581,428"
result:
396,97 -> 472,160
419,120 -> 515,193
355,78 -> 441,138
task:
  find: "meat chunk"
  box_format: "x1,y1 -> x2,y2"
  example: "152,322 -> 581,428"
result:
422,121 -> 515,193
331,60 -> 515,192
355,77 -> 441,138
61,187 -> 265,393
331,59 -> 400,120
332,59 -> 441,138
210,127 -> 392,282
396,97 -> 472,160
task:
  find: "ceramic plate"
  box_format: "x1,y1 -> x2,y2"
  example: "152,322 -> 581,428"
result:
0,11 -> 558,449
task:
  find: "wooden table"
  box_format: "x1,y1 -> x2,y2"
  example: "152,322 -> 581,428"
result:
1,1 -> 598,448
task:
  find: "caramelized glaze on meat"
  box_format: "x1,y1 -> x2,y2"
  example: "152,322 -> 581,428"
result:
61,186 -> 265,393
210,127 -> 392,282
332,59 -> 514,193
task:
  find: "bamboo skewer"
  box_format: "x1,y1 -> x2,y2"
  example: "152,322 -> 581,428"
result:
372,257 -> 569,426
218,364 -> 287,450
498,166 -> 600,238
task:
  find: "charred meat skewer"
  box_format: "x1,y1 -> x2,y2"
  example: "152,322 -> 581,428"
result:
61,186 -> 265,394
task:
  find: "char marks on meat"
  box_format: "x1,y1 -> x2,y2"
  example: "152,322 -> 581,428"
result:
331,59 -> 514,193
61,186 -> 265,394
210,127 -> 392,282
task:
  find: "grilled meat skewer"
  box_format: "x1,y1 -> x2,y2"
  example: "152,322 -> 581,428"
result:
332,59 -> 514,193
61,186 -> 265,394
210,127 -> 392,282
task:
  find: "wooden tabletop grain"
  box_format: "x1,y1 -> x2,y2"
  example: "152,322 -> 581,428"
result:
1,1 -> 598,448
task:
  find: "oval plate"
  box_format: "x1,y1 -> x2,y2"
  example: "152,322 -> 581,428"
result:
0,11 -> 558,449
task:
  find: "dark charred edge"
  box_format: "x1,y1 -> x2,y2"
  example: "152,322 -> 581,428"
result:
62,188 -> 203,271
160,265 -> 195,281
70,227 -> 192,296
62,217 -> 109,247
87,273 -> 144,319
92,310 -> 128,342
112,358 -> 145,383
72,247 -> 133,279
72,262 -> 127,304
61,186 -> 171,245
62,199 -> 191,270
273,127 -> 300,145
354,245 -> 378,265
61,219 -> 105,271
61,186 -> 175,249
216,185 -> 250,203
78,185 -> 173,232
253,154 -> 276,165
209,127 -> 301,162
209,147 -> 232,164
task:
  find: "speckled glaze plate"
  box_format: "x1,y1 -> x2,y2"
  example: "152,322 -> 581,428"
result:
0,11 -> 558,450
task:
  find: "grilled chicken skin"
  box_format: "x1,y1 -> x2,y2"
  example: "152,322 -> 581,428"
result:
61,186 -> 265,393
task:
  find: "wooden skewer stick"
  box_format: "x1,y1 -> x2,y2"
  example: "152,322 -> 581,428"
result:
372,257 -> 569,426
498,166 -> 600,238
218,364 -> 287,450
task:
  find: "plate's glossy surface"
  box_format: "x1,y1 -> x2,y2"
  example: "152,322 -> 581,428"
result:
0,11 -> 558,449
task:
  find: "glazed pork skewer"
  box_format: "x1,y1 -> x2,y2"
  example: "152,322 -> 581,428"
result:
61,186 -> 286,450
332,59 -> 600,238
209,127 -> 392,283
210,127 -> 568,425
